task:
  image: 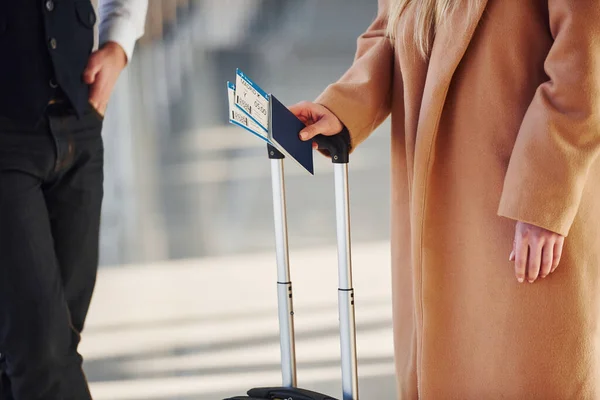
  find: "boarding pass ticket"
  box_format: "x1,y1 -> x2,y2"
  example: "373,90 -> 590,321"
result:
234,68 -> 270,131
227,82 -> 269,141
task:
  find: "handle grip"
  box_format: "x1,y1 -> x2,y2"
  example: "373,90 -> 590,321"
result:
267,144 -> 285,159
314,127 -> 351,164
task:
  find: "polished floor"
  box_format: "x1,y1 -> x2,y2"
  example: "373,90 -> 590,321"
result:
84,241 -> 396,399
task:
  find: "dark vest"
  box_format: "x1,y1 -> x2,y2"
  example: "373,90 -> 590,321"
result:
0,0 -> 97,121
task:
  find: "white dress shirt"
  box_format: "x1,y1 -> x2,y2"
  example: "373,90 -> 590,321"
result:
97,0 -> 149,62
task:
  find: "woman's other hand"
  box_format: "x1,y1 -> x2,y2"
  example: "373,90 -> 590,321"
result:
289,101 -> 344,149
510,221 -> 565,283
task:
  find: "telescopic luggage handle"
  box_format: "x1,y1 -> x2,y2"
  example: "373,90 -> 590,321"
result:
264,127 -> 358,400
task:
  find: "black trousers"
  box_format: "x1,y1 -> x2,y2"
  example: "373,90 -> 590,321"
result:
0,102 -> 104,399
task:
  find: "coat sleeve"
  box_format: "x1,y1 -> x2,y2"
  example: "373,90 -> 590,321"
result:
497,0 -> 600,237
315,0 -> 394,150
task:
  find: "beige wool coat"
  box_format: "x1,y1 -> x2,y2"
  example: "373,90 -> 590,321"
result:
315,0 -> 600,398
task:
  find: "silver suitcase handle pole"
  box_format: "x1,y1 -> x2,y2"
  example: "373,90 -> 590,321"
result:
268,145 -> 298,388
315,129 -> 359,400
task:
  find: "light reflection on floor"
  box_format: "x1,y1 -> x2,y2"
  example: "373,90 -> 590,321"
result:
84,241 -> 396,399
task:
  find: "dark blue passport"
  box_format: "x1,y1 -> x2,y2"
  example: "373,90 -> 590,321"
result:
269,95 -> 314,175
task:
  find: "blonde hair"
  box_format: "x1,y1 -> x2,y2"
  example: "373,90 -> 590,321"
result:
386,0 -> 471,58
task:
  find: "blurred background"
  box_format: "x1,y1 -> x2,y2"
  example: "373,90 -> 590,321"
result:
85,1 -> 396,398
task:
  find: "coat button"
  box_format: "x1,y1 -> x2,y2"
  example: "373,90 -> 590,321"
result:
88,11 -> 96,25
49,79 -> 58,88
49,38 -> 57,50
45,0 -> 54,11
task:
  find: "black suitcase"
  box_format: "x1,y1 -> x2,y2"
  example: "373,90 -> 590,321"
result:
224,131 -> 359,400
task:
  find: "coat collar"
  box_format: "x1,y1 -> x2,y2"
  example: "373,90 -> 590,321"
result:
429,0 -> 489,90
414,0 -> 489,167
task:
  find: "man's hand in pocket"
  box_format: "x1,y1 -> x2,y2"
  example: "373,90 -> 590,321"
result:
83,41 -> 128,117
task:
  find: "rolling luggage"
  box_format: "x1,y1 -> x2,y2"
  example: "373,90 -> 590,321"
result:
224,129 -> 359,400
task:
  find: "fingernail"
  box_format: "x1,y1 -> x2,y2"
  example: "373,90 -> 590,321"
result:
528,279 -> 534,283
517,277 -> 524,283
509,251 -> 514,261
300,131 -> 308,140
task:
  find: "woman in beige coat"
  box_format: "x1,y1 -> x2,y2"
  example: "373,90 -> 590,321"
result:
291,0 -> 600,398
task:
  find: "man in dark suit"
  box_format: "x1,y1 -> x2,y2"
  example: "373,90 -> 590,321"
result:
0,0 -> 147,398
